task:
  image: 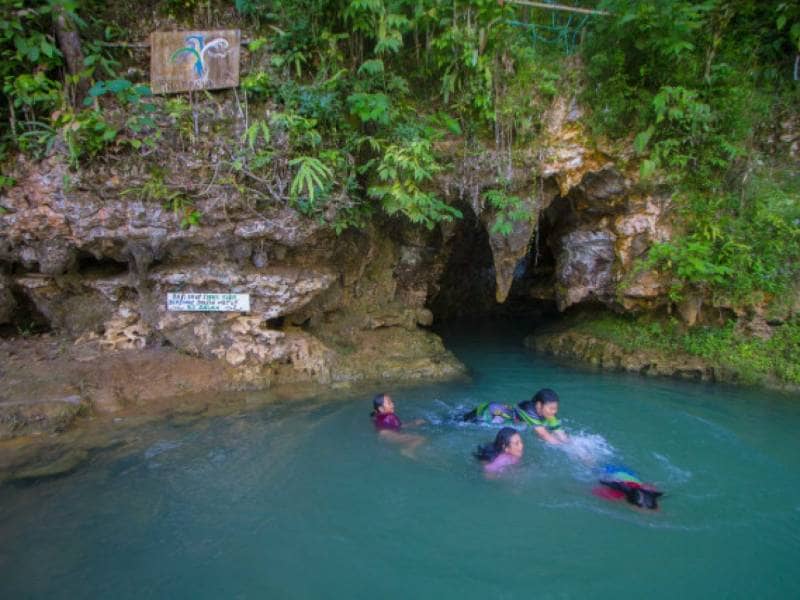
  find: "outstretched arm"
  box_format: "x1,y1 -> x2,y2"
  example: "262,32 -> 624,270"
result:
533,426 -> 564,445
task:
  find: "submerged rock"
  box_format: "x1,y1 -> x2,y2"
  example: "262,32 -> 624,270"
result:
9,448 -> 89,481
0,396 -> 88,441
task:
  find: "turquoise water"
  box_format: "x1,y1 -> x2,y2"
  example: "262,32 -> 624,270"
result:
1,320 -> 799,599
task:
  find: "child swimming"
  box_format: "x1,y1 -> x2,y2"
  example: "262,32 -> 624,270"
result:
593,465 -> 664,510
370,392 -> 425,457
372,393 -> 402,430
517,388 -> 568,445
462,389 -> 568,445
462,402 -> 517,424
474,427 -> 524,475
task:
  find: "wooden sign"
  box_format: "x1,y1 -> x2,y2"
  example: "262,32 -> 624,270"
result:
167,293 -> 250,312
150,30 -> 240,94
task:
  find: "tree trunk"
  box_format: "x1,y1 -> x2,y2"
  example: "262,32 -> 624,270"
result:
54,7 -> 90,108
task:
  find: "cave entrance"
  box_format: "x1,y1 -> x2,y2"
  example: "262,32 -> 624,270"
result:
426,201 -> 567,322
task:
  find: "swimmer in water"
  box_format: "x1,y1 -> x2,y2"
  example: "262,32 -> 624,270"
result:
516,388 -> 569,445
593,465 -> 664,510
462,401 -> 517,424
371,392 -> 425,457
474,427 -> 524,475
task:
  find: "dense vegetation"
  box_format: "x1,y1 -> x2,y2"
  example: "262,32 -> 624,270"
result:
1,1 -> 798,314
574,311 -> 800,387
585,0 -> 800,308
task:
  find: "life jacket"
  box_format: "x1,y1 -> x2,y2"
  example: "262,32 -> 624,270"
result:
515,406 -> 562,431
472,402 -> 516,423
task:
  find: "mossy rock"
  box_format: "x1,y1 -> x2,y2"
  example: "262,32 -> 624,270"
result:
10,449 -> 89,481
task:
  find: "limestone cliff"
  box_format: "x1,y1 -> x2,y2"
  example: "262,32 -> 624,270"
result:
0,93 -> 677,440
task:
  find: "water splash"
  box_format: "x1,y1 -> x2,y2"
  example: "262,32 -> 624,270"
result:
561,432 -> 615,465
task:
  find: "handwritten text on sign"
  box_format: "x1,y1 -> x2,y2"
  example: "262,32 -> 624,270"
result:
167,293 -> 250,312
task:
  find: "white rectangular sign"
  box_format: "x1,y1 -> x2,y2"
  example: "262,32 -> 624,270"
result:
167,293 -> 250,312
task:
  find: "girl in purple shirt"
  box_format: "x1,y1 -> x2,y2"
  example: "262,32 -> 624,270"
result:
475,427 -> 524,475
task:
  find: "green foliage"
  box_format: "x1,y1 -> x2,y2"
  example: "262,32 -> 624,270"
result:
289,155 -> 333,208
244,119 -> 271,150
61,109 -> 117,166
584,0 -> 800,313
56,76 -> 157,167
5,73 -> 62,114
585,0 -> 793,185
368,138 -> 461,228
122,170 -> 201,229
347,92 -> 391,125
578,312 -> 800,387
484,189 -> 529,236
241,70 -> 273,99
84,79 -> 152,106
165,97 -> 194,143
639,170 -> 800,304
1,0 -> 66,153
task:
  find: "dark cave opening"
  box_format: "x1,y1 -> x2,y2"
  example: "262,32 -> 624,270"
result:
426,197 -> 574,324
75,252 -> 129,277
0,285 -> 52,338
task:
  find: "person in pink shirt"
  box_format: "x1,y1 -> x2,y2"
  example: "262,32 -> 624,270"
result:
371,393 -> 425,457
474,427 -> 524,475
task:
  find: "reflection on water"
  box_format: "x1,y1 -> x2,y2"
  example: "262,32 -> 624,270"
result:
1,319 -> 799,598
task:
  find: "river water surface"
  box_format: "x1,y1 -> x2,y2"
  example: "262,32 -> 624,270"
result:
1,320 -> 799,599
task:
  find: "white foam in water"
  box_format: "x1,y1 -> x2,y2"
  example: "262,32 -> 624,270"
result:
561,432 -> 615,465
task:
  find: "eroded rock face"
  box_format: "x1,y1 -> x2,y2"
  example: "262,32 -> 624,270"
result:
555,229 -> 616,309
542,172 -> 672,312
0,155 -> 324,272
1,155 -> 464,392
539,97 -> 617,196
15,274 -> 117,336
0,91 -> 686,411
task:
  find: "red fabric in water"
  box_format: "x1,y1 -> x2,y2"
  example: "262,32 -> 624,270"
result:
592,486 -> 626,501
374,413 -> 402,431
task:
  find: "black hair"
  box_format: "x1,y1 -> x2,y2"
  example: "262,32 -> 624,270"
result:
474,427 -> 520,462
517,400 -> 536,415
370,392 -> 387,417
628,488 -> 662,510
600,481 -> 664,510
532,388 -> 559,405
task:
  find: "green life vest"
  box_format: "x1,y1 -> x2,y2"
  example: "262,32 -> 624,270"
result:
516,407 -> 561,431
